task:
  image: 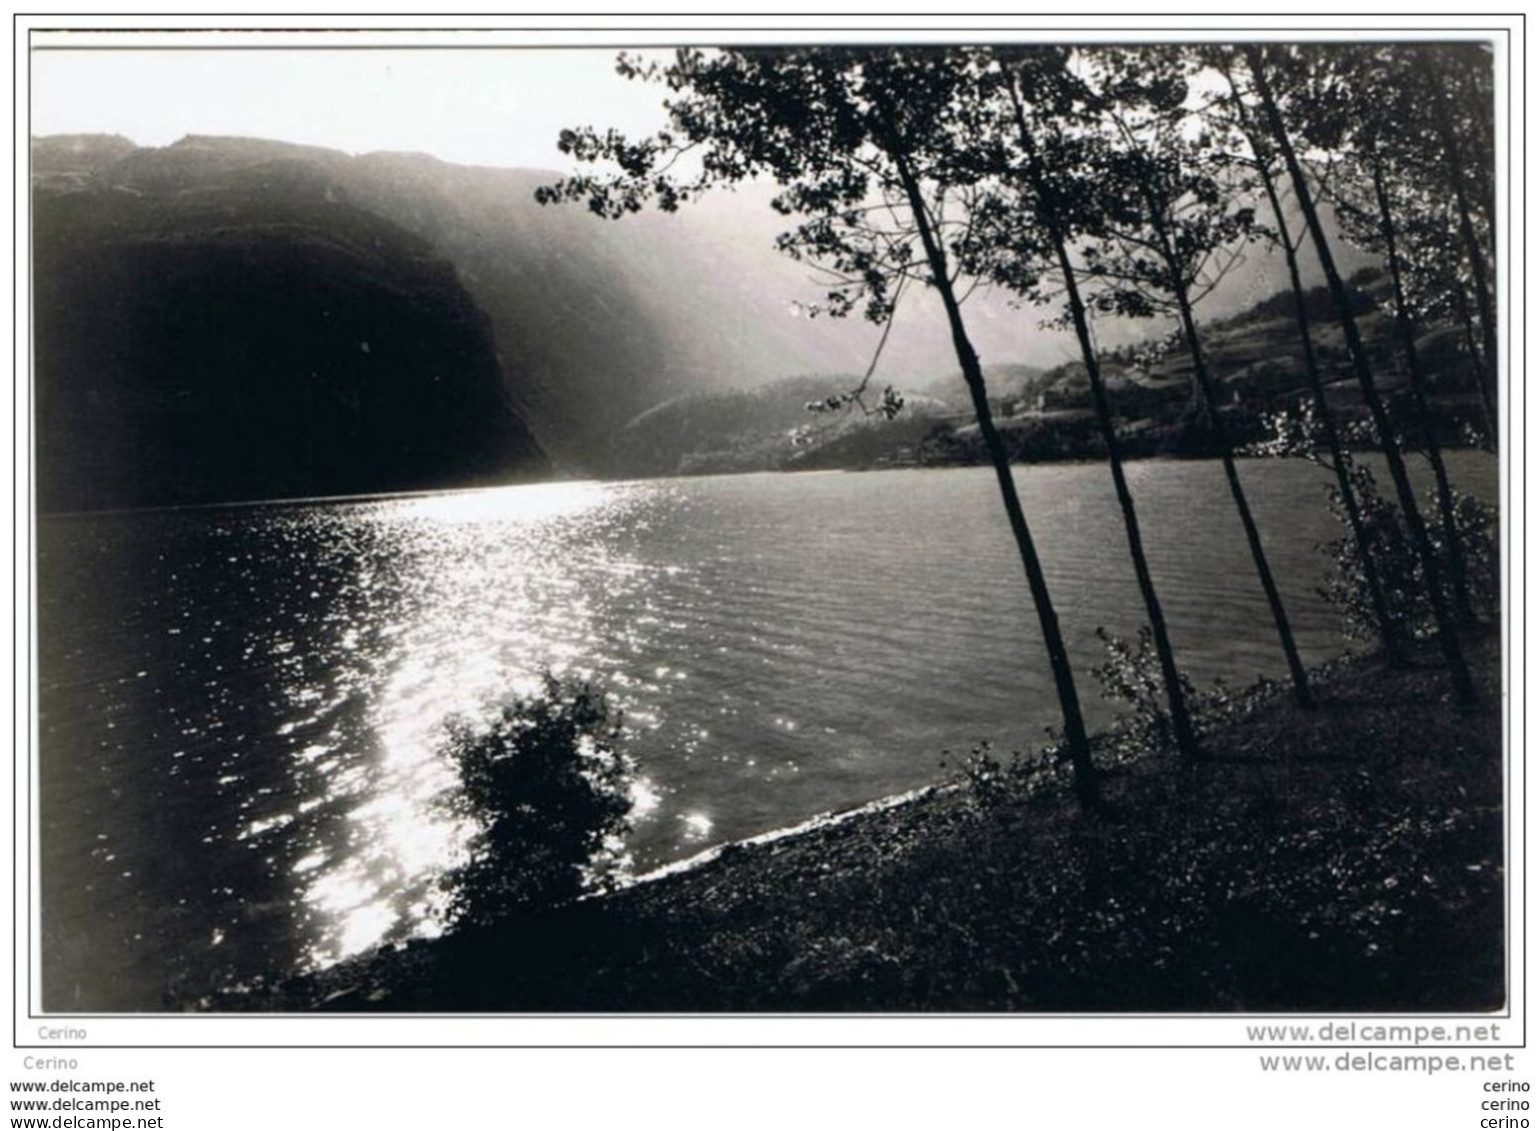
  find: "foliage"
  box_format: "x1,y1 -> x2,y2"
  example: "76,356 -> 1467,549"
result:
539,46 -> 978,326
437,674 -> 634,928
1319,470 -> 1500,640
1062,45 -> 1259,355
942,741 -> 1051,814
942,742 -> 1008,810
804,384 -> 906,420
1248,397 -> 1394,463
1092,624 -> 1305,763
1090,625 -> 1199,755
1243,400 -> 1497,641
1246,401 -> 1322,462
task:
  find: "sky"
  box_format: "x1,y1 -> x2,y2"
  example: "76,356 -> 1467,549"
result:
28,38 -> 1328,378
31,46 -> 675,171
28,39 -> 1122,377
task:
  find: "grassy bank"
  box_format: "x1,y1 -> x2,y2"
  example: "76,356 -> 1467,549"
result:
239,632 -> 1503,1013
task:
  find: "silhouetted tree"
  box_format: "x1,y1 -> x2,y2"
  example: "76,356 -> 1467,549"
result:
438,675 -> 634,927
951,45 -> 1205,760
1419,45 -> 1498,388
1290,44 -> 1476,623
1411,203 -> 1500,450
1082,46 -> 1314,706
540,47 -> 1105,807
1207,49 -> 1404,661
1245,43 -> 1477,705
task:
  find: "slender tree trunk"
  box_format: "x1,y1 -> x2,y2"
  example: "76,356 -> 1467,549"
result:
1007,83 -> 1203,761
1134,179 -> 1313,706
1169,270 -> 1313,706
1051,234 -> 1205,759
1424,54 -> 1499,391
1369,151 -> 1476,623
890,150 -> 1101,810
1452,276 -> 1500,451
1247,46 -> 1477,705
1254,156 -> 1404,661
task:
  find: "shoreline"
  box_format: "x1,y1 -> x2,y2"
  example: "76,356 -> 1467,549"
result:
38,441 -> 1498,518
222,631 -> 1504,1014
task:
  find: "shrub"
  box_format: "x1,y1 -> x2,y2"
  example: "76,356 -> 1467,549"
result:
1245,401 -> 1499,641
1319,465 -> 1500,641
941,741 -> 1045,813
1090,625 -> 1284,758
1091,625 -> 1199,756
437,674 -> 634,928
1318,464 -> 1419,643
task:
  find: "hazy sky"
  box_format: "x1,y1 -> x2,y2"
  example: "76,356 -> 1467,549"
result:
29,37 -> 1347,376
29,40 -> 1106,378
31,46 -> 674,170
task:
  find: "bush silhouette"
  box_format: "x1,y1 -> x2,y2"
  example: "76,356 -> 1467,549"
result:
438,674 -> 634,928
1319,471 -> 1499,642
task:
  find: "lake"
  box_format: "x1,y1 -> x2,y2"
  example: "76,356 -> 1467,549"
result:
36,454 -> 1497,1010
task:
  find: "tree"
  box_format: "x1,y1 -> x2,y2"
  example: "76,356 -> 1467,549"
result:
1290,45 -> 1478,625
1207,49 -> 1404,661
1398,198 -> 1499,450
1244,44 -> 1477,705
438,675 -> 634,927
1080,46 -> 1314,707
1419,45 -> 1498,389
952,45 -> 1205,760
1303,45 -> 1498,454
540,47 -> 1104,808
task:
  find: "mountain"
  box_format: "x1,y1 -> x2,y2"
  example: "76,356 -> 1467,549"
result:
32,135 -> 549,511
34,134 -> 1220,473
30,132 -> 1389,501
306,148 -> 1102,467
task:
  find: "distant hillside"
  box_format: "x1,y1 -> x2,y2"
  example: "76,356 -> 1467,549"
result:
908,363 -> 1052,409
934,267 -> 1487,464
617,268 -> 1489,476
612,376 -> 956,477
33,134 -> 548,511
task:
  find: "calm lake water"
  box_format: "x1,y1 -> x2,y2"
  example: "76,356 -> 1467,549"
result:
37,454 -> 1497,1010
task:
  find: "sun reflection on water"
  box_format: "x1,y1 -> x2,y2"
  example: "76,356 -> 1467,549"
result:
281,479 -> 647,969
390,480 -> 619,527
39,457 -> 1498,1009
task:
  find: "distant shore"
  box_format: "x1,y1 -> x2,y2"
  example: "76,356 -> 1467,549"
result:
36,438 -> 1497,517
229,630 -> 1503,1014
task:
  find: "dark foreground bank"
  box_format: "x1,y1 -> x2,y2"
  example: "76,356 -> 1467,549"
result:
227,633 -> 1503,1013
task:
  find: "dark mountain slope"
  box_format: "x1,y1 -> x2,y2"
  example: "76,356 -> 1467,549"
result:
32,135 -> 548,511
337,151 -> 696,465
